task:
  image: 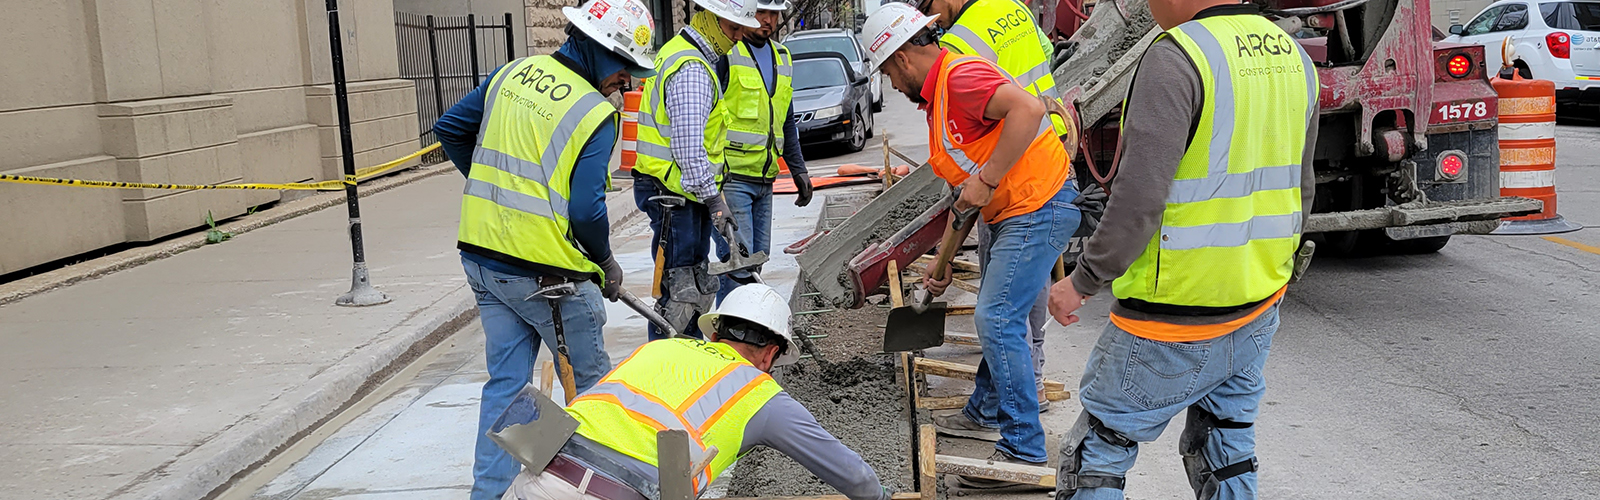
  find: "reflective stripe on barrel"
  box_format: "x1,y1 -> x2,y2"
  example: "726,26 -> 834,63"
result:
1493,77 -> 1559,221
621,89 -> 642,171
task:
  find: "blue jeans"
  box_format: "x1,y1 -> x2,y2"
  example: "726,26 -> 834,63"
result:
634,173 -> 715,340
975,218 -> 1052,397
1066,306 -> 1279,500
462,257 -> 612,500
963,182 -> 1080,463
710,179 -> 773,302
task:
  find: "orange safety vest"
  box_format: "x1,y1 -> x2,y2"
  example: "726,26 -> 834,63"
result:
927,55 -> 1071,223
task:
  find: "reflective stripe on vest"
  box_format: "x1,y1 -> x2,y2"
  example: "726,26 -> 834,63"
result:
1110,14 -> 1318,308
458,56 -> 616,276
634,33 -> 729,201
927,55 -> 1072,224
724,41 -> 795,179
940,0 -> 1066,136
567,339 -> 783,493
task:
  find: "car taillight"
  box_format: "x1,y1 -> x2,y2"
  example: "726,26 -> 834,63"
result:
1437,150 -> 1466,181
1548,32 -> 1571,59
1447,54 -> 1472,77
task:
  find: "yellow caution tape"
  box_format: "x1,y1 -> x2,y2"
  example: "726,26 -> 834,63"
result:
0,143 -> 441,192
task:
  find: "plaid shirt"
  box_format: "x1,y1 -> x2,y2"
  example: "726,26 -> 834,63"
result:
664,28 -> 723,200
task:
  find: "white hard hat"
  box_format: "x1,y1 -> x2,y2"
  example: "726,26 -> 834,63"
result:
563,0 -> 659,74
862,3 -> 939,72
694,0 -> 761,28
756,0 -> 791,11
698,284 -> 801,366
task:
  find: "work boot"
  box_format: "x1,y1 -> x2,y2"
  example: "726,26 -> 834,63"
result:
932,412 -> 1001,441
954,450 -> 1051,490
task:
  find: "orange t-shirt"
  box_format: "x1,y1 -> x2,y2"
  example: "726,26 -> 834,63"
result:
1110,286 -> 1287,343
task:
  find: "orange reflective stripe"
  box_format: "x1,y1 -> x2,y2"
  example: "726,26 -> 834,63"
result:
571,393 -> 670,431
677,363 -> 743,413
683,365 -> 770,429
697,374 -> 771,433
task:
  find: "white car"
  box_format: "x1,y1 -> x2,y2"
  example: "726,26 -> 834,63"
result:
1445,0 -> 1600,106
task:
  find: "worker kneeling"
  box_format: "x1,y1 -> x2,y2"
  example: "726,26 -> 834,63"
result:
862,4 -> 1080,488
492,284 -> 891,500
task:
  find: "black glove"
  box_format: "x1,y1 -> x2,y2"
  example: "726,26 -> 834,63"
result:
1073,183 -> 1108,232
792,172 -> 814,207
703,194 -> 738,242
597,255 -> 623,301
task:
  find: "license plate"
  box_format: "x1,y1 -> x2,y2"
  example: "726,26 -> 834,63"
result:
1430,99 -> 1496,124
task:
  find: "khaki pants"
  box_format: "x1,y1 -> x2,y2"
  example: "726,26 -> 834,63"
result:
501,468 -> 608,500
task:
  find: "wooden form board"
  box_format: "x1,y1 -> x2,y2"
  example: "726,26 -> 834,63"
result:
916,390 -> 1072,410
934,454 -> 1056,487
912,357 -> 1068,392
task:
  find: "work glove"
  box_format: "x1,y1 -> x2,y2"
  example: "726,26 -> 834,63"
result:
1072,182 -> 1108,232
704,194 -> 739,247
792,172 -> 814,207
598,255 -> 624,301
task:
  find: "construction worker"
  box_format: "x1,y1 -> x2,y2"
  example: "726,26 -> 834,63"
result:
918,0 -> 1065,417
1044,0 -> 1319,496
633,0 -> 759,339
711,0 -> 812,301
431,0 -> 657,497
498,284 -> 892,500
861,3 -> 1080,488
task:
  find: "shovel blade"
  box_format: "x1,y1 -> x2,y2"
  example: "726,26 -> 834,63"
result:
884,302 -> 948,352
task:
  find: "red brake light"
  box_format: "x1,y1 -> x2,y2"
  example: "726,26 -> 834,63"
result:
1447,55 -> 1472,77
1438,151 -> 1466,180
1548,32 -> 1571,59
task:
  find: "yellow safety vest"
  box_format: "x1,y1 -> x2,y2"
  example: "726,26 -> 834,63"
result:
635,33 -> 730,201
458,56 -> 618,278
939,0 -> 1066,135
567,338 -> 783,493
1112,13 -> 1319,308
723,41 -> 795,180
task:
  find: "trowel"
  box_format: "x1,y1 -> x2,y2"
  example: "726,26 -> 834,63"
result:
883,190 -> 980,352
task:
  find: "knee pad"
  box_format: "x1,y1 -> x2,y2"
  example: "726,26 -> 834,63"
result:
1056,413 -> 1132,500
1179,405 -> 1257,500
661,265 -> 719,332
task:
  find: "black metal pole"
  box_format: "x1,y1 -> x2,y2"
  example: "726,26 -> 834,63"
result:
468,14 -> 482,83
329,0 -> 390,307
425,15 -> 447,121
504,13 -> 516,63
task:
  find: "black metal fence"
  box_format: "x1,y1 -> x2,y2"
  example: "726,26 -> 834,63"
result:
395,11 -> 516,161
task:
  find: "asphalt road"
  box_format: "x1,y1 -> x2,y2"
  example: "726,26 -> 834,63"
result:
938,118 -> 1600,499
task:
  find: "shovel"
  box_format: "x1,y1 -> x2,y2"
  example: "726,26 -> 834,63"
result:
883,192 -> 980,352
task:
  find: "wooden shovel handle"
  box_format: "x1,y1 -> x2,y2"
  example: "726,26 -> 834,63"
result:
930,207 -> 978,283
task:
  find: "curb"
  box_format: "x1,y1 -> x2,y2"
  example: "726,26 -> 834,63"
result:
117,286 -> 480,500
0,164 -> 457,307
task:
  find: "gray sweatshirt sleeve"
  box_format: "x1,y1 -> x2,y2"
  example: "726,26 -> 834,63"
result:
1069,39 -> 1201,296
742,392 -> 889,500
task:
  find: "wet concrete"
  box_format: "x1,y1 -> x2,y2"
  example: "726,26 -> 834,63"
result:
727,357 -> 910,496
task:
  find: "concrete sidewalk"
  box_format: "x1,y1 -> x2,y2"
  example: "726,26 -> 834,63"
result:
0,170 -> 639,500
219,188 -> 826,500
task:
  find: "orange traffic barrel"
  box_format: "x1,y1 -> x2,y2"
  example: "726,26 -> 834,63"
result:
620,90 -> 643,172
1490,75 -> 1582,235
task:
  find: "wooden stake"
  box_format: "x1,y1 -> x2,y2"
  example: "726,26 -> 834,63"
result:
539,361 -> 555,396
919,424 -> 937,500
887,260 -> 905,308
